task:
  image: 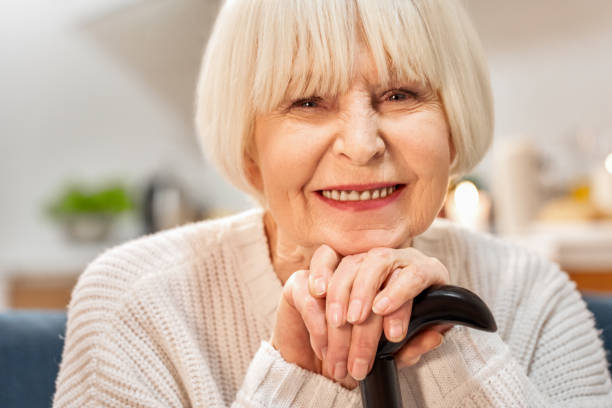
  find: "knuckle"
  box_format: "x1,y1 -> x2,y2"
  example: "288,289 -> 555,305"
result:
309,323 -> 327,339
426,256 -> 443,270
337,256 -> 351,268
340,254 -> 366,268
325,281 -> 343,303
410,264 -> 428,288
369,247 -> 392,261
338,255 -> 357,270
327,347 -> 349,362
303,297 -> 319,314
425,256 -> 449,282
325,280 -> 337,298
405,247 -> 420,257
353,338 -> 377,355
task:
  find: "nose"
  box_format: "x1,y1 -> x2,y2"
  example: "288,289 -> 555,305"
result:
332,105 -> 385,165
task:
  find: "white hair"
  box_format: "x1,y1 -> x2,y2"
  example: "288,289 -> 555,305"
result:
195,0 -> 493,204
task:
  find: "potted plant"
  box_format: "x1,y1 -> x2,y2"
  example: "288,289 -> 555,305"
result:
46,183 -> 135,242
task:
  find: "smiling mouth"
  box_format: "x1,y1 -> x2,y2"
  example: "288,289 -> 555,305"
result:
317,184 -> 404,201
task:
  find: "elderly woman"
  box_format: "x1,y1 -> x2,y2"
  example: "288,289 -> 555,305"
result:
53,0 -> 612,407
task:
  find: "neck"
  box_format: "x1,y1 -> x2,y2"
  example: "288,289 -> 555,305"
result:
263,211 -> 316,285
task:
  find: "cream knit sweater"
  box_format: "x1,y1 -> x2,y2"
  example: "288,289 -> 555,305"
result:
53,208 -> 612,407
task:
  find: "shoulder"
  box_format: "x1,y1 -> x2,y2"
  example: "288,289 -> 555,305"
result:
414,218 -> 571,306
55,209 -> 266,405
67,208 -> 265,315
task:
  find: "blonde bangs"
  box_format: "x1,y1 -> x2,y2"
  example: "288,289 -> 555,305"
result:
250,0 -> 356,114
356,0 -> 441,91
249,0 -> 442,115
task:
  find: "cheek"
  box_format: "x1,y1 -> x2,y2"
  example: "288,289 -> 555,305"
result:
256,121 -> 327,194
387,113 -> 451,176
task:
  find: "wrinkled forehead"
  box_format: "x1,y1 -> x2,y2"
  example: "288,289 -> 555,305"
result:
248,0 -> 439,113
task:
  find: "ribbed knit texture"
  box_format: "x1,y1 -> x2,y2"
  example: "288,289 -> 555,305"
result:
53,208 -> 612,407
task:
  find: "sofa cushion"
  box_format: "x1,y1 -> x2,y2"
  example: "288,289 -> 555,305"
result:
0,311 -> 67,408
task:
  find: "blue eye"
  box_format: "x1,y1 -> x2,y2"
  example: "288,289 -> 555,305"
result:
389,93 -> 407,101
292,97 -> 321,109
388,89 -> 417,101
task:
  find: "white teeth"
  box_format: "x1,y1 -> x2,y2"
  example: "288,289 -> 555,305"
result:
321,186 -> 398,201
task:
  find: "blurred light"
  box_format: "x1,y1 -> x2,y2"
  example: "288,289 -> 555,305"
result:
605,153 -> 612,174
445,179 -> 492,232
454,180 -> 480,219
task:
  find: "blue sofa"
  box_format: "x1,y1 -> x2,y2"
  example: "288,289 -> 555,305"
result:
1,295 -> 611,408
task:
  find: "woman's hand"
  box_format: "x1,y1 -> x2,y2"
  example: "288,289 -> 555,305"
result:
270,244 -> 451,390
269,267 -> 358,389
308,244 -> 451,383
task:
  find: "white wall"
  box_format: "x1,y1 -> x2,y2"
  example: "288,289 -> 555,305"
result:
1,0 -> 611,273
0,0 -> 251,273
465,0 -> 612,183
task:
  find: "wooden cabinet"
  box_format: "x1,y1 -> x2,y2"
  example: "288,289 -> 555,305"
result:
7,274 -> 78,310
566,269 -> 612,294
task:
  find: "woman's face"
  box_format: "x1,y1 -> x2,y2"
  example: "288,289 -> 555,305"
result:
249,45 -> 453,255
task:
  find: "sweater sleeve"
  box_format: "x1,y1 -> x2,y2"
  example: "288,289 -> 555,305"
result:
234,341 -> 361,407
400,265 -> 612,407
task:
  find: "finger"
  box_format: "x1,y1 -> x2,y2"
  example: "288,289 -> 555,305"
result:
282,271 -> 299,307
347,311 -> 383,381
382,301 -> 411,342
373,256 -> 449,316
321,354 -> 359,389
326,319 -> 352,381
429,323 -> 454,335
309,244 -> 340,298
347,248 -> 396,324
394,328 -> 444,370
326,254 -> 363,328
291,270 -> 328,360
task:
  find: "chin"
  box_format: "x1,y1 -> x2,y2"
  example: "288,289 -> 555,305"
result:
321,228 -> 411,256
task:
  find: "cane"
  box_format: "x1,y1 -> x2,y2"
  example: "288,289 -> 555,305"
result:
359,285 -> 497,408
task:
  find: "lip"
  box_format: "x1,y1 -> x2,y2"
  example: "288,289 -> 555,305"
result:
318,182 -> 399,192
315,184 -> 405,211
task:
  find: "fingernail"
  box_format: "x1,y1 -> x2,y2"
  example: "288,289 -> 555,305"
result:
373,296 -> 390,314
329,303 -> 343,327
407,355 -> 421,366
351,358 -> 369,381
389,319 -> 403,341
433,334 -> 444,349
313,278 -> 326,296
334,361 -> 347,381
347,299 -> 362,323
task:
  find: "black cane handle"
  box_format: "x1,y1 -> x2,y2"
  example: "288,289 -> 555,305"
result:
359,285 -> 497,408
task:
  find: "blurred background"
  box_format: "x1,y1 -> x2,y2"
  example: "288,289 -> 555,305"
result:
1,0 -> 611,310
